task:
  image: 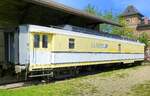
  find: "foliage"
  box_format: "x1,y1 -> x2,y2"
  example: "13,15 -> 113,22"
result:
84,4 -> 136,39
112,18 -> 136,39
100,11 -> 118,32
138,33 -> 149,46
85,4 -> 101,16
85,4 -> 117,32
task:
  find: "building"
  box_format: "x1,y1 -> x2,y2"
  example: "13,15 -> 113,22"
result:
121,5 -> 150,60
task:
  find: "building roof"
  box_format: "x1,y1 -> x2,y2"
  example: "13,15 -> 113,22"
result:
121,5 -> 144,17
24,0 -> 121,27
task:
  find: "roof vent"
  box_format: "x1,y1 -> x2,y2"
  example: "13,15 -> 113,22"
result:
63,25 -> 73,31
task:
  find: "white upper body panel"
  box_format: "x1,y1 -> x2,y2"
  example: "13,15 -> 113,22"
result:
19,25 -> 30,64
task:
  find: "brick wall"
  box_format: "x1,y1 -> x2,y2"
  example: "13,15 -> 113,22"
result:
125,16 -> 141,26
137,29 -> 150,38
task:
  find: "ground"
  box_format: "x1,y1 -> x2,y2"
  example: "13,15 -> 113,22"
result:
1,64 -> 150,96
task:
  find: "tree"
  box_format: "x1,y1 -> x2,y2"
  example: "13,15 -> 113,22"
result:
138,33 -> 149,47
85,4 -> 117,32
100,11 -> 118,32
85,4 -> 101,16
112,17 -> 136,39
85,4 -> 135,39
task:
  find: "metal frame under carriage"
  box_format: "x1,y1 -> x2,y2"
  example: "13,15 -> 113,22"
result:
24,61 -> 143,80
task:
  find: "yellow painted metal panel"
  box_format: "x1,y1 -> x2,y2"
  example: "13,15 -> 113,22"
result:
29,32 -> 53,51
28,31 -> 144,71
52,34 -> 144,53
29,32 -> 144,53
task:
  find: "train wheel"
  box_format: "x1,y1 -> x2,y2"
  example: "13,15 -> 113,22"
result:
73,67 -> 79,77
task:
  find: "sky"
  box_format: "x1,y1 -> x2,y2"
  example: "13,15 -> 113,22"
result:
56,0 -> 150,17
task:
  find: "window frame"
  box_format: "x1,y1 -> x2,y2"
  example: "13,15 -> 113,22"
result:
34,34 -> 40,48
42,35 -> 48,48
69,38 -> 75,49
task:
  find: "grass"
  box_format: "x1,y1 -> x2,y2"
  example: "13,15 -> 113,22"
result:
129,81 -> 150,96
0,65 -> 145,96
0,82 -> 75,96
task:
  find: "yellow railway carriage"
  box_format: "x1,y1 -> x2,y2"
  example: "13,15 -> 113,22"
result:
14,24 -> 144,77
0,0 -> 144,79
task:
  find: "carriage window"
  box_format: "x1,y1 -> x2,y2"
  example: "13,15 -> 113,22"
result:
34,34 -> 40,48
42,35 -> 48,48
69,38 -> 75,49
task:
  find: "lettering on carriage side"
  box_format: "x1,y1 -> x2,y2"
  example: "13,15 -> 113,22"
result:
92,42 -> 108,49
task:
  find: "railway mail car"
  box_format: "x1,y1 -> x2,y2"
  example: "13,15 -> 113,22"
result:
13,24 -> 144,77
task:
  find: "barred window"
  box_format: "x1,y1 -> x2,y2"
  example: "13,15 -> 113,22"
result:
69,38 -> 75,49
42,35 -> 48,48
34,34 -> 40,48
